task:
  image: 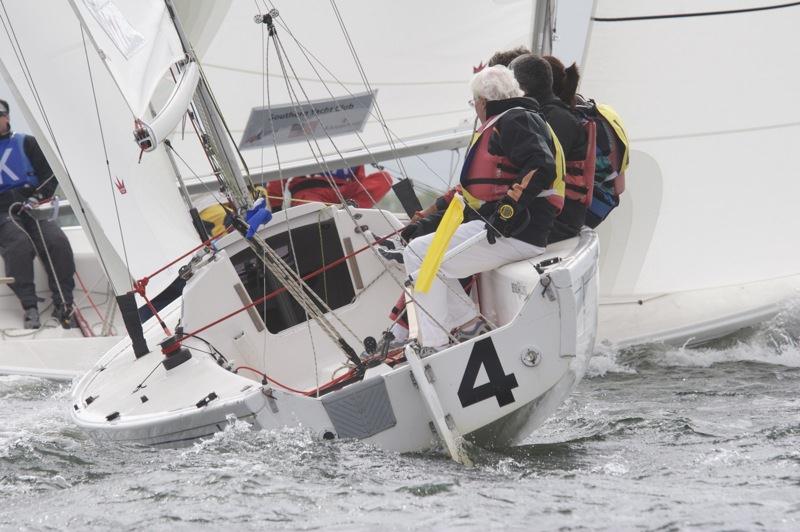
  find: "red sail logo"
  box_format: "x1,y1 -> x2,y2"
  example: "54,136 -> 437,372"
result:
115,177 -> 127,194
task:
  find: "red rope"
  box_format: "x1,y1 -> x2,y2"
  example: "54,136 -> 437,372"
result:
179,227 -> 403,342
234,366 -> 310,394
137,226 -> 232,286
130,226 -> 233,337
133,278 -> 172,336
234,365 -> 357,397
74,271 -> 106,324
72,307 -> 94,337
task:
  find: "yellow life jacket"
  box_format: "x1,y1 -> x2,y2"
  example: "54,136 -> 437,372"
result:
199,204 -> 228,238
596,103 -> 630,174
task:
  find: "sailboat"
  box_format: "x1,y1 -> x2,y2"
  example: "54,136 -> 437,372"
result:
0,0 -> 599,462
577,0 -> 800,346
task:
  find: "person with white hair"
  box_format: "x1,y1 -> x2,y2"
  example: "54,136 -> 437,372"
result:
400,65 -> 564,353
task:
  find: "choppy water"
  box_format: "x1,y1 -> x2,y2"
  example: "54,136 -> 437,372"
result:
2,303 -> 800,531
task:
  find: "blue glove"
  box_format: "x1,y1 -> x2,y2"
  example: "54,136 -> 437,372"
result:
245,198 -> 273,239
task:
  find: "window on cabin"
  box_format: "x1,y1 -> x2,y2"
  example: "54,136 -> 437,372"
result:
230,219 -> 355,334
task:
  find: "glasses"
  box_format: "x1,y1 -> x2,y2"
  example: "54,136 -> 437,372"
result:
0,112 -> 7,117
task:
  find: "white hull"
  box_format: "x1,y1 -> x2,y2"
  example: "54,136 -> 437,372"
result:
70,206 -> 599,451
599,274 -> 800,348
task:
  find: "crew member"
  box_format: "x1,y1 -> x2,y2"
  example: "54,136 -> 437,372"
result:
402,66 -> 562,352
0,98 -> 76,329
509,54 -> 589,242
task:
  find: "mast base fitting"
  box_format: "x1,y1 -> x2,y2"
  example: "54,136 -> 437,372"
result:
160,335 -> 192,371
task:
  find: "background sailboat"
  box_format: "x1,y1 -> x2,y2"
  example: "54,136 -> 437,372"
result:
581,0 -> 800,345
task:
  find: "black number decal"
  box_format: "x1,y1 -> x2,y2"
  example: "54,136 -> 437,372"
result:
457,338 -> 518,408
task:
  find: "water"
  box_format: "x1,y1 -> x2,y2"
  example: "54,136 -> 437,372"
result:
2,305 -> 800,530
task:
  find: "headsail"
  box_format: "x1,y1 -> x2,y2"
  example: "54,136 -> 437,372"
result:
0,0 -> 201,298
581,0 -> 800,296
67,0 -> 185,118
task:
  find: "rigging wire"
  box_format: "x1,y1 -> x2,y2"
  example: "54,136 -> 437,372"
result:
267,17 -> 488,337
260,15 -> 324,390
261,1 -> 459,190
264,23 -> 458,344
255,0 -> 271,374
79,26 -> 133,288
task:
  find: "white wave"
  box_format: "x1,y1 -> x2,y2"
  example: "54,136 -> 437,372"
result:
652,341 -> 800,369
586,342 -> 638,377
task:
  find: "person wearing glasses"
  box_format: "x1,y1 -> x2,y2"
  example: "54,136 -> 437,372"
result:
401,65 -> 563,353
0,98 -> 76,329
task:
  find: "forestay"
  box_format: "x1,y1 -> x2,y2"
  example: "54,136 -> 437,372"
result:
581,0 -> 800,296
0,0 -> 200,297
166,0 -> 541,183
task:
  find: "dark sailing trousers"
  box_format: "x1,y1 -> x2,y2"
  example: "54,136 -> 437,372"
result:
0,214 -> 76,310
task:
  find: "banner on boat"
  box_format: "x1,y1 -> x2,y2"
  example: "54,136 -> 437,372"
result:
239,91 -> 375,150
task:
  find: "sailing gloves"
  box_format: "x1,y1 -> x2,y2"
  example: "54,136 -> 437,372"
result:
400,222 -> 420,243
485,198 -> 529,244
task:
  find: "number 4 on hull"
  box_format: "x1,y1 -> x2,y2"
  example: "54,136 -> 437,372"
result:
458,337 -> 518,408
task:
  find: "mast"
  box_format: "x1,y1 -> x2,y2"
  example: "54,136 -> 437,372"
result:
163,0 -> 252,211
531,0 -> 556,55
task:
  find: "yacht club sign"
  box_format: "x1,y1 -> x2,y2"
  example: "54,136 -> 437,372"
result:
239,91 -> 375,150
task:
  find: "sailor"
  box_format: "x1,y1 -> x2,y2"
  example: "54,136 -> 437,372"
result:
508,54 -> 590,242
265,165 -> 393,211
487,46 -> 531,71
402,65 -> 562,352
542,55 -> 581,109
0,98 -> 76,329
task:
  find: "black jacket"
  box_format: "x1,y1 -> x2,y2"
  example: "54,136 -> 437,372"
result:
540,95 -> 588,242
416,97 -> 558,248
0,129 -> 57,216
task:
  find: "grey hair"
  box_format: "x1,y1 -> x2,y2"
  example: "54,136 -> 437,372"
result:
470,65 -> 523,102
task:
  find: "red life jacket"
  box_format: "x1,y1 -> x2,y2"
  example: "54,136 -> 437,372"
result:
287,165 -> 367,195
564,117 -> 596,206
460,109 -> 564,213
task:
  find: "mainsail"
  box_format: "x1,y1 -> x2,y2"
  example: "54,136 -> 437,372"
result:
0,0 -> 201,297
581,0 -> 800,297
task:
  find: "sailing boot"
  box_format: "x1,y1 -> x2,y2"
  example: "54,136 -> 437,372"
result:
453,317 -> 491,342
53,303 -> 77,329
23,307 -> 40,329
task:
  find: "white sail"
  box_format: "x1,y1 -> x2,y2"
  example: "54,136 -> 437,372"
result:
67,0 -> 184,117
166,0 -> 541,183
581,0 -> 800,296
0,1 -> 200,297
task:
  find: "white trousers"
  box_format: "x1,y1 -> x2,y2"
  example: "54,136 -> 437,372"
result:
403,220 -> 545,347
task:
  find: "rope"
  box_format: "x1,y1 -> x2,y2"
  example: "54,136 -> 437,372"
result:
74,271 -> 106,323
